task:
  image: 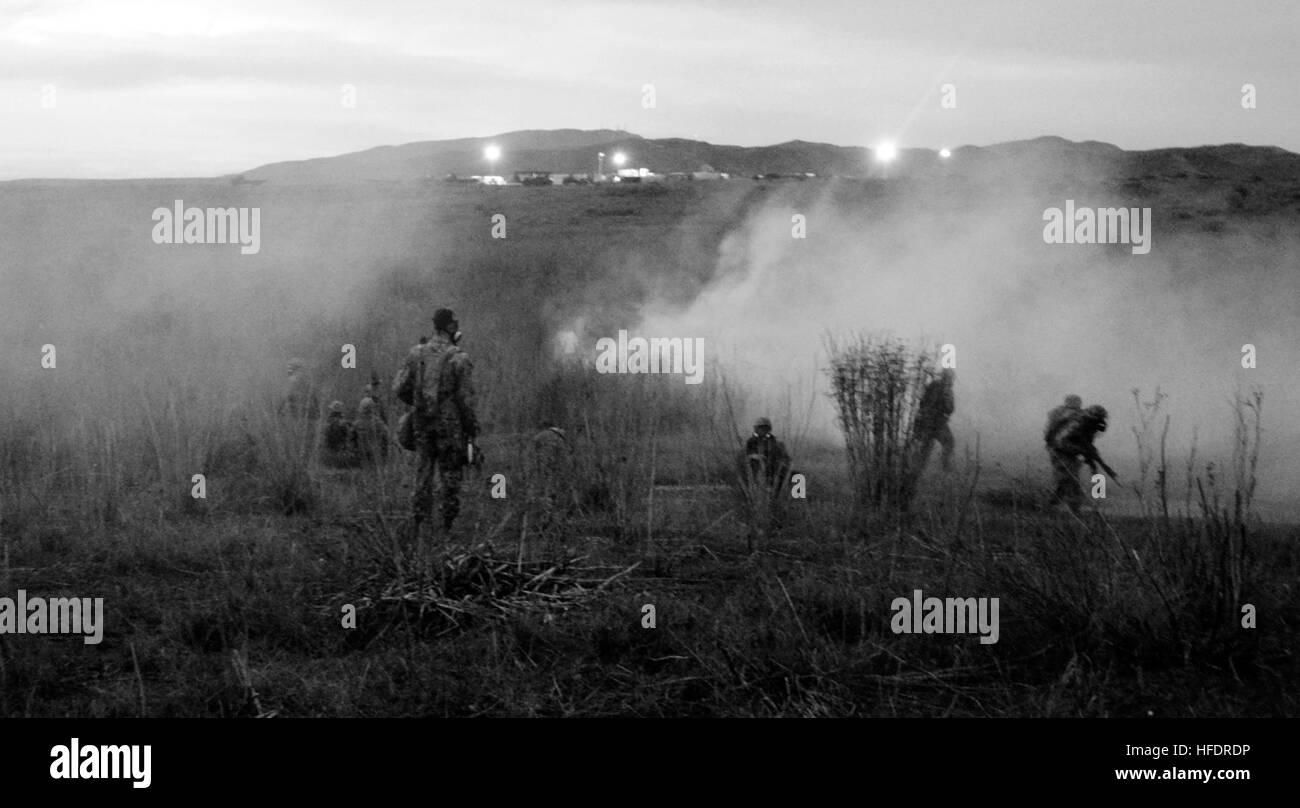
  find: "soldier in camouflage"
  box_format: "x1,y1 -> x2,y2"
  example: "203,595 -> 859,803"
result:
737,417 -> 792,551
1044,394 -> 1083,445
392,307 -> 479,534
319,400 -> 360,468
913,368 -> 956,474
360,373 -> 388,426
1046,404 -> 1115,514
354,396 -> 389,466
741,417 -> 793,500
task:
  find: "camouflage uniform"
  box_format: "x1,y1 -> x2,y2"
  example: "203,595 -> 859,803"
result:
737,418 -> 791,550
913,370 -> 955,474
1047,406 -> 1108,513
319,402 -> 360,468
360,378 -> 388,426
354,397 -> 389,466
1044,395 -> 1083,445
393,331 -> 479,531
741,418 -> 792,501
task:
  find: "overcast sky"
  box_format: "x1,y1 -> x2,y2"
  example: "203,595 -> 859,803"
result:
3,0 -> 1297,179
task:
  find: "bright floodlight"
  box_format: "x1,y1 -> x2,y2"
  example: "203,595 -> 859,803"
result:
939,148 -> 951,159
876,141 -> 898,163
612,152 -> 627,166
484,144 -> 501,161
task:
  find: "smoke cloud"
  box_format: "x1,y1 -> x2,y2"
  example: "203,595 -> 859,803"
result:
636,168 -> 1300,518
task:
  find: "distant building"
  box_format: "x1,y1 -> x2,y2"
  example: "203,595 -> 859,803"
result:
613,167 -> 665,183
691,169 -> 728,181
514,171 -> 553,186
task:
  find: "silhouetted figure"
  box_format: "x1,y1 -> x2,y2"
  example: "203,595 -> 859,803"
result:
913,368 -> 955,474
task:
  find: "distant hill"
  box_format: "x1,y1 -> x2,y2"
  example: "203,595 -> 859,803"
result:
232,130 -> 1300,197
237,130 -> 922,183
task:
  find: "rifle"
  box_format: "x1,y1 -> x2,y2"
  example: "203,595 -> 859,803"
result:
1093,457 -> 1122,487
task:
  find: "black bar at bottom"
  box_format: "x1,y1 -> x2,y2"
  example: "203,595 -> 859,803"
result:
2,718 -> 1283,796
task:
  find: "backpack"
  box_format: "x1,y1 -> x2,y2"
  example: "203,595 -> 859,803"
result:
396,344 -> 458,451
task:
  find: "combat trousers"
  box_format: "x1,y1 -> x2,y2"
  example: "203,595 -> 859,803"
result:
1049,448 -> 1084,511
913,422 -> 954,474
412,434 -> 466,530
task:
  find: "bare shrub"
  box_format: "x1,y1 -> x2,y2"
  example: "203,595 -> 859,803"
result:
824,333 -> 941,512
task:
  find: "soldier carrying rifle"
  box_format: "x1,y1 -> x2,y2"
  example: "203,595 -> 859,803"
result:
1046,403 -> 1119,513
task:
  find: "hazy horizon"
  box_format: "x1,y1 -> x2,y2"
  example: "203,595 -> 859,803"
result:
4,128 -> 1298,184
4,0 -> 1297,179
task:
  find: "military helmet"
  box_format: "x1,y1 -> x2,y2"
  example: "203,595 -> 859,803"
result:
328,400 -> 344,415
1084,404 -> 1108,423
754,416 -> 772,429
1065,394 -> 1082,408
433,308 -> 457,332
358,398 -> 375,417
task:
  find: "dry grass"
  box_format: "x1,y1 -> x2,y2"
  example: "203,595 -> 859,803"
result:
0,363 -> 1294,716
0,182 -> 1294,716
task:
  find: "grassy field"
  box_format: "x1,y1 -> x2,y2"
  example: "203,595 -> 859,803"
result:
2,433 -> 1296,717
1,178 -> 1297,716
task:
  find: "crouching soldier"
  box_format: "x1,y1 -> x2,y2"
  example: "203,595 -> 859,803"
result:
319,400 -> 361,468
354,396 -> 389,466
741,417 -> 793,500
1044,394 -> 1083,445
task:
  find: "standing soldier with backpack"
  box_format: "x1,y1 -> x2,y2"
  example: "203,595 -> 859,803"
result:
392,308 -> 480,537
